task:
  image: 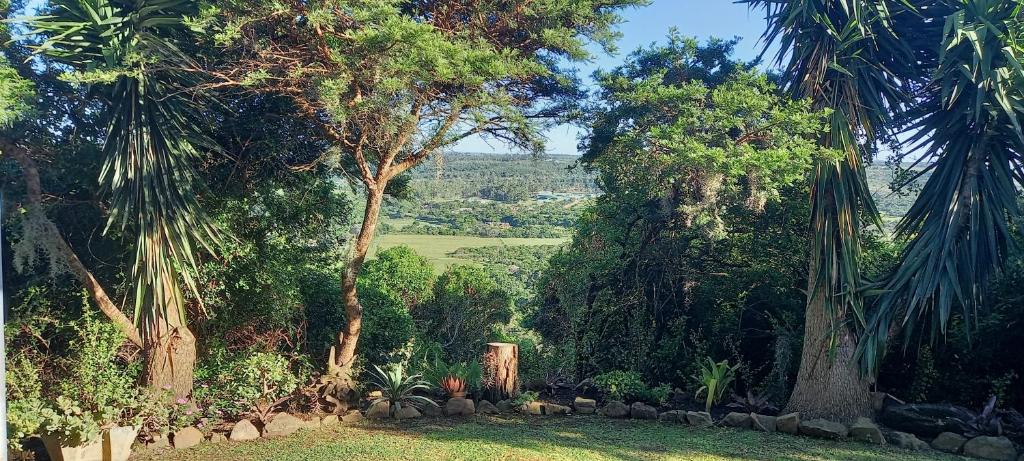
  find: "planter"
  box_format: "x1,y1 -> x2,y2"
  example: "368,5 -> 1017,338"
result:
449,391 -> 467,399
103,426 -> 139,461
40,435 -> 103,461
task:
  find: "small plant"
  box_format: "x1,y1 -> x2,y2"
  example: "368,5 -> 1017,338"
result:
421,355 -> 482,397
8,398 -> 46,452
640,383 -> 672,406
440,375 -> 468,398
593,370 -> 646,402
511,391 -> 539,407
965,395 -> 1004,437
38,396 -> 101,446
727,390 -> 778,414
694,358 -> 738,412
365,364 -> 437,415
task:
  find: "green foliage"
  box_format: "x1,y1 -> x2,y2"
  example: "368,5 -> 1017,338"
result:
420,355 -> 483,393
8,397 -> 45,451
365,364 -> 437,414
57,307 -> 137,425
0,55 -> 33,127
694,358 -> 739,412
38,396 -> 102,446
511,391 -> 540,407
358,246 -> 435,309
593,370 -> 647,403
416,265 -> 514,362
194,350 -> 305,421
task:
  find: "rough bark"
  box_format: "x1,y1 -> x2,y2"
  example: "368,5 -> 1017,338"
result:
3,139 -> 143,347
143,312 -> 197,400
326,185 -> 385,391
485,342 -> 519,401
785,255 -> 873,422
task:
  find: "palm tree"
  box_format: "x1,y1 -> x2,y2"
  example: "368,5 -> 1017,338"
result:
859,0 -> 1024,376
744,0 -> 916,420
26,0 -> 216,398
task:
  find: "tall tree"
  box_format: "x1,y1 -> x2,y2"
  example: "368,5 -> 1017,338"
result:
23,0 -> 218,398
208,0 -> 645,397
859,1 -> 1024,375
745,0 -> 916,420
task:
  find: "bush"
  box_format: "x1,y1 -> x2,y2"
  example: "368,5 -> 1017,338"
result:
593,370 -> 647,403
415,265 -> 514,362
194,350 -> 305,421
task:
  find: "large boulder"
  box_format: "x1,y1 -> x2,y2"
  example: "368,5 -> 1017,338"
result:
848,418 -> 885,445
574,397 -> 597,415
879,403 -> 973,438
721,412 -> 752,429
544,403 -> 571,415
395,405 -> 422,420
629,402 -> 658,420
445,398 -> 475,416
889,431 -> 929,451
496,400 -> 513,413
172,427 -> 204,449
799,419 -> 848,440
751,414 -> 777,433
776,412 -> 800,435
264,413 -> 305,437
600,401 -> 629,418
963,436 -> 1018,461
477,400 -> 500,415
366,400 -> 391,419
523,401 -> 544,415
685,411 -> 714,427
342,409 -> 365,423
229,420 -> 260,441
931,432 -> 967,453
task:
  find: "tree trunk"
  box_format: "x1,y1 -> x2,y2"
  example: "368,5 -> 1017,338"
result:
3,139 -> 143,347
326,185 -> 385,391
143,311 -> 197,400
785,256 -> 872,422
485,342 -> 519,401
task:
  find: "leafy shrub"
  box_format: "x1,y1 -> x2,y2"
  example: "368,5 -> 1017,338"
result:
512,390 -> 540,406
415,265 -> 514,362
694,358 -> 738,412
593,370 -> 647,402
38,396 -> 101,446
420,354 -> 483,392
639,383 -> 672,406
194,350 -> 305,421
8,398 -> 45,451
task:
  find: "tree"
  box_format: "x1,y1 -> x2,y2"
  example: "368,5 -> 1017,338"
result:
859,1 -> 1024,375
23,0 -> 218,398
744,0 -> 916,420
207,0 -> 646,394
416,265 -> 514,363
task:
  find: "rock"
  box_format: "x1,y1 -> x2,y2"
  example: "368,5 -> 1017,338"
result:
445,397 -> 475,416
301,417 -> 321,430
394,405 -> 422,420
149,433 -> 170,449
496,400 -> 513,413
879,403 -> 974,438
629,402 -> 658,420
890,431 -> 929,451
477,400 -> 500,414
543,403 -> 571,415
366,390 -> 383,400
963,436 -> 1017,461
931,432 -> 967,453
776,412 -> 800,435
172,427 -> 204,449
209,432 -> 228,443
849,418 -> 885,445
523,401 -> 544,415
320,415 -> 340,426
600,401 -> 629,418
751,414 -> 777,433
721,412 -> 752,429
229,420 -> 260,441
685,411 -> 714,427
798,419 -> 848,440
659,410 -> 685,423
421,403 -> 443,417
366,400 -> 391,419
264,413 -> 305,437
342,410 -> 364,423
574,397 -> 597,415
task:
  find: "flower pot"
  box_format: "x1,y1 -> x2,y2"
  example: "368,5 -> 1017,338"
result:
449,391 -> 467,399
40,435 -> 103,461
103,426 -> 139,461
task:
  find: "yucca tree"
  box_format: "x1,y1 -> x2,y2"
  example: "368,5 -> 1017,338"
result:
25,0 -> 216,398
745,0 -> 916,420
859,0 -> 1024,376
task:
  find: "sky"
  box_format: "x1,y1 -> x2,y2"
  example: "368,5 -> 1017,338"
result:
454,0 -> 774,156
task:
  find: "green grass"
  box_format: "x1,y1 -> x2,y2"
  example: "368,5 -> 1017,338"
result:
369,233 -> 567,270
133,416 -> 967,461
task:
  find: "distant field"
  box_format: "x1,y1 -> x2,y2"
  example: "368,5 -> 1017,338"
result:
369,233 -> 568,270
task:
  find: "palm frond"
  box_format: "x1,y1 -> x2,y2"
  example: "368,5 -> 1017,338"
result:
23,0 -> 217,336
859,0 -> 1024,375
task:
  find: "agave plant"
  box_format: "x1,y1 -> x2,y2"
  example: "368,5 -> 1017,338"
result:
440,376 -> 468,399
365,364 -> 437,416
694,358 -> 739,413
727,390 -> 779,414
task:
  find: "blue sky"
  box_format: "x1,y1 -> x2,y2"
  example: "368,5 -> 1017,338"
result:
454,0 -> 773,156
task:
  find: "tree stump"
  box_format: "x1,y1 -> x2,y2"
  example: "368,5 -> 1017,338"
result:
485,342 -> 519,401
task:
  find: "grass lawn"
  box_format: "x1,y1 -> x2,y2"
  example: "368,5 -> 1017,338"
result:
132,415 -> 967,461
369,233 -> 567,270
